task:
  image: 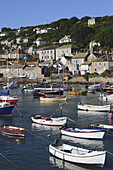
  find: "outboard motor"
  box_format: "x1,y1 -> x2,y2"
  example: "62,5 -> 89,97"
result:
52,139 -> 59,146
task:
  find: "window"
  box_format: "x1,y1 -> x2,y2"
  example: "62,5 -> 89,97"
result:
95,68 -> 96,71
99,62 -> 101,66
95,63 -> 97,66
104,63 -> 106,66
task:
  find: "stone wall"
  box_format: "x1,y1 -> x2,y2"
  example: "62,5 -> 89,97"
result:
68,76 -> 113,85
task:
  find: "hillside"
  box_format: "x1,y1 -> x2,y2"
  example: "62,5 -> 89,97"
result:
1,15 -> 113,51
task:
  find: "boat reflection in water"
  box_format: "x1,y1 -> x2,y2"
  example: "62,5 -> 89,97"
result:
0,133 -> 25,144
32,123 -> 60,135
49,155 -> 98,170
61,135 -> 105,150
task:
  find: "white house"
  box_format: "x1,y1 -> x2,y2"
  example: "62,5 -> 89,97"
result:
34,38 -> 46,46
88,18 -> 95,26
59,35 -> 72,44
0,32 -> 8,37
16,37 -> 23,44
89,40 -> 101,51
36,45 -> 57,62
27,46 -> 38,55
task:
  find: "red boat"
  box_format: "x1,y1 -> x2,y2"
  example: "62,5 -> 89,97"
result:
0,125 -> 25,137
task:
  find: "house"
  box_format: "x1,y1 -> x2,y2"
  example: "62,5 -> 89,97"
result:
88,18 -> 95,26
36,45 -> 58,62
34,38 -> 46,46
27,46 -> 38,55
80,61 -> 92,75
59,35 -> 72,44
1,50 -> 26,60
23,38 -> 30,43
56,44 -> 78,61
89,40 -> 100,52
91,55 -> 113,74
0,32 -> 8,37
0,63 -> 43,80
16,37 -> 23,44
33,27 -> 52,34
69,52 -> 89,74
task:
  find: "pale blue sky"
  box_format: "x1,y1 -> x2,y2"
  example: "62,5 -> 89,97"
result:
0,0 -> 113,31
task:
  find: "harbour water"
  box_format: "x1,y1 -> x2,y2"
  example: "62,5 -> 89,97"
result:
0,84 -> 113,170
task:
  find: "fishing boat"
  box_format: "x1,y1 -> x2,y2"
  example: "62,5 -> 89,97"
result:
0,102 -> 14,116
60,127 -> 105,139
40,95 -> 67,101
0,95 -> 18,104
33,89 -> 63,97
91,124 -> 113,132
0,125 -> 25,137
49,143 -> 106,167
77,103 -> 110,112
31,115 -> 67,126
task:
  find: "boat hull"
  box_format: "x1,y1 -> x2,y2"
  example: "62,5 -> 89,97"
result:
49,144 -> 106,167
70,91 -> 87,95
61,128 -> 105,139
0,105 -> 14,116
31,116 -> 67,126
0,125 -> 25,137
40,96 -> 67,101
77,104 -> 110,112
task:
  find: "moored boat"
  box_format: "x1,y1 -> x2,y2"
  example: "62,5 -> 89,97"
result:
91,124 -> 113,132
70,91 -> 87,96
77,103 -> 110,112
40,95 -> 67,101
49,143 -> 106,167
0,102 -> 14,116
0,95 -> 18,104
31,115 -> 67,126
60,127 -> 105,139
0,125 -> 25,137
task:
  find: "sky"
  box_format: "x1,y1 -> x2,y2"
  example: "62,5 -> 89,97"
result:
0,0 -> 113,31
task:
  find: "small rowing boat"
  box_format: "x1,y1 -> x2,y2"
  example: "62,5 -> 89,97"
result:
60,127 -> 105,139
77,103 -> 110,112
0,125 -> 25,137
40,95 -> 67,101
91,124 -> 113,132
49,142 -> 106,167
31,115 -> 67,126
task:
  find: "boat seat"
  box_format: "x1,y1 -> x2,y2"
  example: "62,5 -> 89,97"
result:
61,149 -> 71,153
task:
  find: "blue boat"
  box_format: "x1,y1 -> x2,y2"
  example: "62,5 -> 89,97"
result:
91,124 -> 113,132
0,102 -> 14,116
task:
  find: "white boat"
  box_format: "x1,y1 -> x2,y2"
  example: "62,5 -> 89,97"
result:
0,95 -> 18,104
40,95 -> 67,101
91,124 -> 113,132
77,103 -> 110,112
31,115 -> 67,126
49,143 -> 106,167
60,127 -> 105,139
100,93 -> 113,101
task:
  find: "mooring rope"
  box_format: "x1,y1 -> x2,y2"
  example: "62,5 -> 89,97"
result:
0,153 -> 17,168
15,106 -> 23,118
107,151 -> 113,156
26,129 -> 51,144
67,117 -> 84,128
